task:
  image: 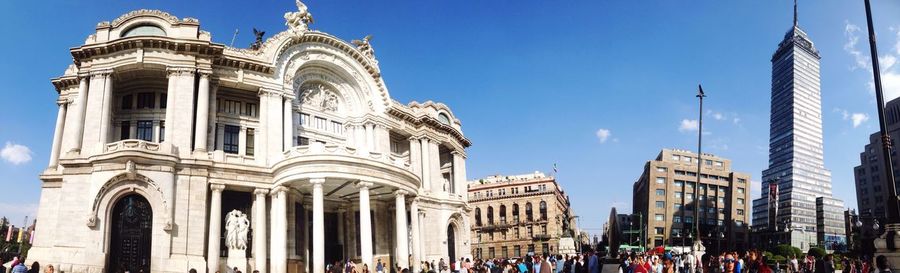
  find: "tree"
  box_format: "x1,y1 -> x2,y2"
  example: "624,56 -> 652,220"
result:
772,244 -> 802,259
808,247 -> 826,259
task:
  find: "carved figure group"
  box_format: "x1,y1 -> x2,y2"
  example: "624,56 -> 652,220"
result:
352,35 -> 376,61
299,83 -> 340,112
224,209 -> 250,250
284,0 -> 314,36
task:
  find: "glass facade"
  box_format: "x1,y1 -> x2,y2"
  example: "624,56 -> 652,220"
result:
752,23 -> 845,250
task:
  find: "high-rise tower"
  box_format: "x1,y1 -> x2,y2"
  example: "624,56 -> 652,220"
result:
751,1 -> 846,251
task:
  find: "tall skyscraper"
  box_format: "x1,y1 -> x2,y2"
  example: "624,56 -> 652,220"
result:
751,2 -> 845,251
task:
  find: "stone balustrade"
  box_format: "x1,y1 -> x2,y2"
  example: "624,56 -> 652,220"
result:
282,142 -> 412,171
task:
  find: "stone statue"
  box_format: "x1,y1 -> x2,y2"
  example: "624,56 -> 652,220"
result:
250,28 -> 265,50
298,83 -> 340,112
225,209 -> 250,250
352,35 -> 376,60
285,0 -> 314,36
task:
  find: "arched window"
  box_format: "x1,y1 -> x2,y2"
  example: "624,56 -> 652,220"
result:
512,204 -> 520,223
475,208 -> 482,226
487,206 -> 494,225
525,202 -> 533,222
438,113 -> 451,125
122,25 -> 166,37
499,205 -> 507,224
540,201 -> 548,220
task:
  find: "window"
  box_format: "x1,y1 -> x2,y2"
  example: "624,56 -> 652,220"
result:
674,204 -> 682,210
137,120 -> 153,141
499,205 -> 507,224
475,208 -> 482,226
735,221 -> 744,227
438,113 -> 451,125
685,216 -> 694,223
655,227 -> 664,235
315,117 -> 327,130
159,121 -> 165,142
737,209 -> 745,215
527,226 -> 533,237
674,181 -> 684,187
718,197 -> 725,204
502,246 -> 508,259
656,201 -> 665,208
656,167 -> 667,172
541,225 -> 547,235
705,160 -> 713,166
715,161 -> 723,167
246,128 -> 255,156
331,121 -> 343,135
683,156 -> 692,162
656,189 -> 665,196
121,95 -> 133,110
737,198 -> 745,205
297,137 -> 309,146
223,125 -> 240,154
122,25 -> 166,37
120,121 -> 130,140
539,201 -> 547,220
160,94 -> 167,109
300,113 -> 310,126
137,93 -> 155,109
243,103 -> 257,117
512,204 -> 520,222
525,203 -> 533,222
674,216 -> 682,223
514,246 -> 521,257
737,187 -> 745,194
220,99 -> 240,114
672,155 -> 680,161
687,183 -> 694,190
686,194 -> 693,201
655,214 -> 664,221
675,192 -> 683,198
656,177 -> 666,184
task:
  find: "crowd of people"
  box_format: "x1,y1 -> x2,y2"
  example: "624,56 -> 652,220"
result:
614,249 -> 895,273
0,256 -> 54,273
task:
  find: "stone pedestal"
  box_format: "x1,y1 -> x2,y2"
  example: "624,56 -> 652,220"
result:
227,249 -> 248,273
874,224 -> 900,270
558,237 -> 577,257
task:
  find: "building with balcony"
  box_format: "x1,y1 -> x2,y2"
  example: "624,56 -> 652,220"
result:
30,3 -> 471,273
467,171 -> 576,259
632,149 -> 752,253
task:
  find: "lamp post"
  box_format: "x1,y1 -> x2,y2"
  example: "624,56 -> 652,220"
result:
694,85 -> 706,252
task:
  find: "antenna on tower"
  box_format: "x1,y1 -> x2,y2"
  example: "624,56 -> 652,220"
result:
230,28 -> 239,47
793,0 -> 798,27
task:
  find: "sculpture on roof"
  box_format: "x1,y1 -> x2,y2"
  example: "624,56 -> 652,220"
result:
250,28 -> 266,50
285,0 -> 314,36
352,35 -> 377,63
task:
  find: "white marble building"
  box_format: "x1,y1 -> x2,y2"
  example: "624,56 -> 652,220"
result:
30,3 -> 472,273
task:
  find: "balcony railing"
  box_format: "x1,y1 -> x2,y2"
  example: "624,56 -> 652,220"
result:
283,142 -> 411,171
104,139 -> 174,154
533,234 -> 551,240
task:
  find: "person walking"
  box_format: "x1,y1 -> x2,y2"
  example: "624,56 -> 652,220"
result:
10,259 -> 27,273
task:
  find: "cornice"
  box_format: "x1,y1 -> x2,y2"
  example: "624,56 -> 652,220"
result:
387,105 -> 471,148
69,36 -> 225,67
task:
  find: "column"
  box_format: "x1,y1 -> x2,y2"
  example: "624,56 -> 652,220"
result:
365,123 -> 375,152
207,83 -> 219,151
163,69 -> 178,143
337,208 -> 345,257
311,177 -> 326,273
283,97 -> 293,151
254,188 -> 269,273
355,124 -> 368,152
48,101 -> 68,168
452,151 -> 467,196
357,182 -> 374,268
419,138 -> 431,190
207,184 -> 226,273
98,73 -> 114,146
193,70 -> 211,153
408,137 -> 422,181
410,198 -> 421,273
66,76 -> 89,153
270,186 -> 288,273
394,190 -> 409,270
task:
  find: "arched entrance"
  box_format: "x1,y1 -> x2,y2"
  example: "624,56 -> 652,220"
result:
107,194 -> 153,273
447,225 -> 456,262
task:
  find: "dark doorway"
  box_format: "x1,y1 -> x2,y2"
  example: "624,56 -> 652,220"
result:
447,225 -> 456,262
107,194 -> 153,273
309,212 -> 344,266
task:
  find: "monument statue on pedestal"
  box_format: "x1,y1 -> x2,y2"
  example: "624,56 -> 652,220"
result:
225,209 -> 250,273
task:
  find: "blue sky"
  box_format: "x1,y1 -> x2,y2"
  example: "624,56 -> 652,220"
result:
1,1 -> 900,235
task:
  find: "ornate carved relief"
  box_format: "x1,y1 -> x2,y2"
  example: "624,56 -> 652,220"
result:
284,0 -> 314,37
88,168 -> 168,229
298,83 -> 340,112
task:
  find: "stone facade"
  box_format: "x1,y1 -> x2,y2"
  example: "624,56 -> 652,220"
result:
632,149 -> 752,253
31,3 -> 472,273
467,172 -> 576,259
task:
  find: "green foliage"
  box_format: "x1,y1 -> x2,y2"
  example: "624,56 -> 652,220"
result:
771,244 -> 803,259
773,255 -> 786,264
807,247 -> 826,259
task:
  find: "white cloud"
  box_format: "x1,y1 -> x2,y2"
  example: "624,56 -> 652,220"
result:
851,113 -> 870,128
712,112 -> 725,121
595,129 -> 611,144
678,119 -> 698,133
732,117 -> 741,125
0,142 -> 32,165
845,22 -> 869,71
885,71 -> 900,101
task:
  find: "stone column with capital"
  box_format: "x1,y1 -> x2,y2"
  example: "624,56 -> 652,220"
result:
163,67 -> 196,156
81,70 -> 111,155
207,184 -> 226,273
419,138 -> 432,191
48,101 -> 68,168
452,151 -> 467,197
65,76 -> 89,154
408,137 -> 422,181
394,190 -> 409,270
311,178 -> 326,273
253,188 -> 269,273
410,199 -> 422,273
97,73 -> 114,147
283,97 -> 294,151
365,123 -> 376,153
357,182 -> 374,268
270,186 -> 288,273
193,70 -> 211,154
